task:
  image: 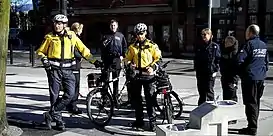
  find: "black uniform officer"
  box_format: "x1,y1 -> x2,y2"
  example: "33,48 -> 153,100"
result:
66,22 -> 84,114
194,28 -> 221,106
125,23 -> 161,131
237,24 -> 269,135
36,14 -> 102,130
220,36 -> 239,102
101,19 -> 127,105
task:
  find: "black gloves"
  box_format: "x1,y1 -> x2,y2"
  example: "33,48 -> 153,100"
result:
41,57 -> 51,70
93,60 -> 103,68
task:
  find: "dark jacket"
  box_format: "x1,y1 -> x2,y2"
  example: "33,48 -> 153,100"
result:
101,31 -> 127,61
237,36 -> 269,80
220,41 -> 239,83
194,40 -> 221,76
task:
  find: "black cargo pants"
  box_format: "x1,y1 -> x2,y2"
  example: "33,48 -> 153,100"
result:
196,73 -> 216,106
66,70 -> 80,110
131,75 -> 156,124
103,58 -> 121,105
46,68 -> 75,122
221,76 -> 238,102
241,79 -> 264,131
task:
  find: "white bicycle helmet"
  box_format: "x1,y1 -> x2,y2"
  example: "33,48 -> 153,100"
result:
53,14 -> 68,23
134,23 -> 147,33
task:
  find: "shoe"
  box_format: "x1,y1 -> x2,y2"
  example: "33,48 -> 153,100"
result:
68,108 -> 83,115
56,121 -> 65,131
43,112 -> 52,130
228,120 -> 237,125
238,127 -> 257,135
129,121 -> 144,131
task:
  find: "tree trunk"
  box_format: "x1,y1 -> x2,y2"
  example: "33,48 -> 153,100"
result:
0,0 -> 10,133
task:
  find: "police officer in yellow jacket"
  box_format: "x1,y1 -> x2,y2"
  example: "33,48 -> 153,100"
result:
36,14 -> 102,130
125,23 -> 161,131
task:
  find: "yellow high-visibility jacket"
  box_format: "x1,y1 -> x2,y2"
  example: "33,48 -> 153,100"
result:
36,30 -> 96,63
125,39 -> 161,68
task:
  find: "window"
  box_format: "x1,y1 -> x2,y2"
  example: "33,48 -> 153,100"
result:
178,28 -> 183,49
248,0 -> 258,13
266,0 -> 273,12
162,26 -> 170,52
249,15 -> 257,24
148,25 -> 154,40
127,26 -> 134,42
219,19 -> 225,24
265,14 -> 273,34
212,0 -> 229,14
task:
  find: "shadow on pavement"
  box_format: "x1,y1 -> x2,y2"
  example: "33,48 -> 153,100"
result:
266,77 -> 273,80
6,103 -> 50,111
6,93 -> 49,101
7,112 -> 111,136
260,108 -> 273,112
6,73 -> 18,76
5,84 -> 48,90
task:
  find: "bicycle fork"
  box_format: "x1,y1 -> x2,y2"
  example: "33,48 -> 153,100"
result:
161,88 -> 173,124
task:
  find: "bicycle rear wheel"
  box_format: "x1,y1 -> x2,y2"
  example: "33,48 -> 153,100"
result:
154,90 -> 183,119
86,88 -> 114,126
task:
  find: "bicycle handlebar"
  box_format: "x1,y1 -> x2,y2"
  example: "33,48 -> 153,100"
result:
161,61 -> 171,69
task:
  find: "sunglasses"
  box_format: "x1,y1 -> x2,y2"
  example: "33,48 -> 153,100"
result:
201,33 -> 207,36
137,32 -> 145,35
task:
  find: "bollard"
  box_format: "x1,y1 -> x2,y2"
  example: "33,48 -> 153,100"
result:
31,45 -> 35,67
10,43 -> 13,64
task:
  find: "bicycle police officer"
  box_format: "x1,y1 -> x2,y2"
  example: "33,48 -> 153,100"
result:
101,19 -> 127,106
194,28 -> 221,106
125,23 -> 161,131
237,24 -> 269,135
36,14 -> 102,130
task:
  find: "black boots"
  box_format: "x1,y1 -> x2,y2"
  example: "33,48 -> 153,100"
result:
43,111 -> 65,131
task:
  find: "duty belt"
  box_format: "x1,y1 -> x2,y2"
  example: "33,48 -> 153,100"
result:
49,60 -> 76,68
135,69 -> 155,76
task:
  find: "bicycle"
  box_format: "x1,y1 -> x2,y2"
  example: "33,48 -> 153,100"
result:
86,66 -> 131,126
153,61 -> 184,124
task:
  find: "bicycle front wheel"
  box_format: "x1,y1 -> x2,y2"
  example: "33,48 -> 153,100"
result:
86,88 -> 114,126
164,96 -> 173,124
154,90 -> 183,119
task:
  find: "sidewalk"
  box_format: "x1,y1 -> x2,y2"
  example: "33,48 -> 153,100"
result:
5,66 -> 273,136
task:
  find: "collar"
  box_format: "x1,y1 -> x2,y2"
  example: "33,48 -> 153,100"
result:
247,35 -> 259,41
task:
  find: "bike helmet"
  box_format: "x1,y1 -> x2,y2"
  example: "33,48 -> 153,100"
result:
134,23 -> 147,34
53,14 -> 68,23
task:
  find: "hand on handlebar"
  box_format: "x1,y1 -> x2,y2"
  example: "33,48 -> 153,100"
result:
146,67 -> 154,74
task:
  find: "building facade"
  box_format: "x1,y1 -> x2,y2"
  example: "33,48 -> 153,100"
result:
42,0 -> 273,57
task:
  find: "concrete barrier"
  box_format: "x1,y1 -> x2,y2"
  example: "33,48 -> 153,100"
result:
156,100 -> 245,136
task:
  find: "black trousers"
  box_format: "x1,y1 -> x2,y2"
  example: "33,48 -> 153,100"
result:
103,68 -> 121,104
131,76 -> 156,124
221,76 -> 238,102
241,79 -> 264,130
47,69 -> 75,122
66,70 -> 80,110
196,74 -> 216,106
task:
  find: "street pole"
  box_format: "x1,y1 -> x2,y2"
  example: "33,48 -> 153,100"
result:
208,0 -> 212,29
